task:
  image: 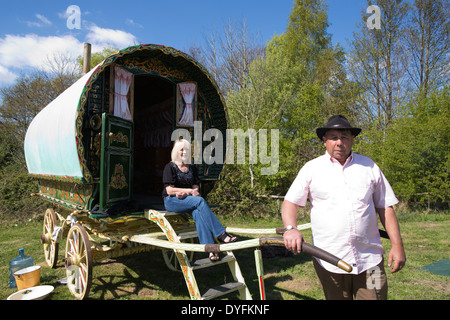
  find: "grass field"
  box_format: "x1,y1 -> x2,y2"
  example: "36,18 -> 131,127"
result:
1,210 -> 448,301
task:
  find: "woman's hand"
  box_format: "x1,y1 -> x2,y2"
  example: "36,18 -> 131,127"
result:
174,188 -> 199,199
167,185 -> 200,199
175,191 -> 188,199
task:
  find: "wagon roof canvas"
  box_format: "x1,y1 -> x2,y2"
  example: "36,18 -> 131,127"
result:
24,67 -> 97,182
24,44 -> 227,184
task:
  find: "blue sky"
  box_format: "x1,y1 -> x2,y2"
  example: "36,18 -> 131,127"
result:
0,0 -> 367,87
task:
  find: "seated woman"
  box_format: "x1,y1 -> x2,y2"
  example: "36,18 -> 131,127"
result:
162,139 -> 237,261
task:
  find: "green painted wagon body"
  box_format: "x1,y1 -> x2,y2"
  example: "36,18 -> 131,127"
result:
24,44 -> 228,213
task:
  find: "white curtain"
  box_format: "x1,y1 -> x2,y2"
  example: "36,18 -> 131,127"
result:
178,82 -> 196,126
114,67 -> 133,120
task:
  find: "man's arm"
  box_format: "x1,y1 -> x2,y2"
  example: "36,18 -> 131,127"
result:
281,200 -> 305,254
377,206 -> 406,273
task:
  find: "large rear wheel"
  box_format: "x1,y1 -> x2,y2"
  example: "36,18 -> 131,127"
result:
64,224 -> 93,300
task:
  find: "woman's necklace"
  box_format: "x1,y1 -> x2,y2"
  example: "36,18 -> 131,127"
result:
176,163 -> 189,173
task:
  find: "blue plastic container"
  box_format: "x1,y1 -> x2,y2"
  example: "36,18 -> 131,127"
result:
9,248 -> 34,289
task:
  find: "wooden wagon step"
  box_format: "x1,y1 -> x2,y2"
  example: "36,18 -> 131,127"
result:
201,282 -> 247,300
191,253 -> 235,270
193,252 -> 252,300
143,209 -> 252,300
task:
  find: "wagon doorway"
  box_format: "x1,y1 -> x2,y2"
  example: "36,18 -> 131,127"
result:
132,75 -> 174,208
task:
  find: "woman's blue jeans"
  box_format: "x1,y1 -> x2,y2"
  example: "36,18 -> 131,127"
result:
164,195 -> 226,244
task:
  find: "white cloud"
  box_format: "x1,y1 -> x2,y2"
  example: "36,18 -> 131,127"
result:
86,25 -> 138,49
26,14 -> 52,28
0,34 -> 82,70
36,14 -> 52,26
0,64 -> 18,86
126,19 -> 143,29
0,25 -> 138,87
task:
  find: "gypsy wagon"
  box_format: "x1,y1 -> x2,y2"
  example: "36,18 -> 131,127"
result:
24,44 -> 352,300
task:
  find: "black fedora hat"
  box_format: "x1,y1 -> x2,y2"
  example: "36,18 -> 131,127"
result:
316,115 -> 361,140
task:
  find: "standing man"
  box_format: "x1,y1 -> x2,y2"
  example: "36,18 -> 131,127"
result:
282,115 -> 406,300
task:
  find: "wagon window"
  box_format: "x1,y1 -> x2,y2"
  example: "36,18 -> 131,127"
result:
176,82 -> 197,127
112,66 -> 134,121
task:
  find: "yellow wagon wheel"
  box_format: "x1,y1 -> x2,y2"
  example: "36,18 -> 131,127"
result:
64,224 -> 93,300
41,208 -> 59,268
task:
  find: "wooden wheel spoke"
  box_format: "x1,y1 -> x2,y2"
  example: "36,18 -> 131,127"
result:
78,237 -> 85,255
49,242 -> 55,259
69,238 -> 76,255
78,252 -> 87,261
73,232 -> 79,253
79,263 -> 88,288
44,215 -> 52,234
80,262 -> 88,273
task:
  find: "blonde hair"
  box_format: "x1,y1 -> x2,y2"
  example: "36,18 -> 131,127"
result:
171,139 -> 192,164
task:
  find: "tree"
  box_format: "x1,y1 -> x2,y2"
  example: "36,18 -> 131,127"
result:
212,0 -> 359,199
45,51 -> 80,79
76,46 -> 119,72
190,19 -> 265,96
283,0 -> 332,81
348,0 -> 410,127
348,1 -> 449,209
357,87 -> 449,206
265,0 -> 361,159
0,71 -> 67,163
225,54 -> 289,188
406,0 -> 449,98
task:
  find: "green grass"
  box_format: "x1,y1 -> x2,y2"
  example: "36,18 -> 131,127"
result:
1,212 -> 448,300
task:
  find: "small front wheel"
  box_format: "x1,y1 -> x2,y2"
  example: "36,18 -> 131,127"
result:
42,208 -> 59,268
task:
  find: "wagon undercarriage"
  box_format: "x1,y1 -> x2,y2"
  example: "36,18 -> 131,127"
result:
42,207 -> 287,300
41,206 -> 351,300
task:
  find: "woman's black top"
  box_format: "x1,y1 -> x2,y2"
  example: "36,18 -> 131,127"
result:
162,162 -> 200,197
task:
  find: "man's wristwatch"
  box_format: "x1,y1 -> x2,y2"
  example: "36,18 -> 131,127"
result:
283,225 -> 297,233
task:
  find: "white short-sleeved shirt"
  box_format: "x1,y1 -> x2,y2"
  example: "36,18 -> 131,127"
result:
285,152 -> 398,274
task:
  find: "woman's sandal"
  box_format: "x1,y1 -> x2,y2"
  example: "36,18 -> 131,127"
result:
217,232 -> 238,243
209,252 -> 220,262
